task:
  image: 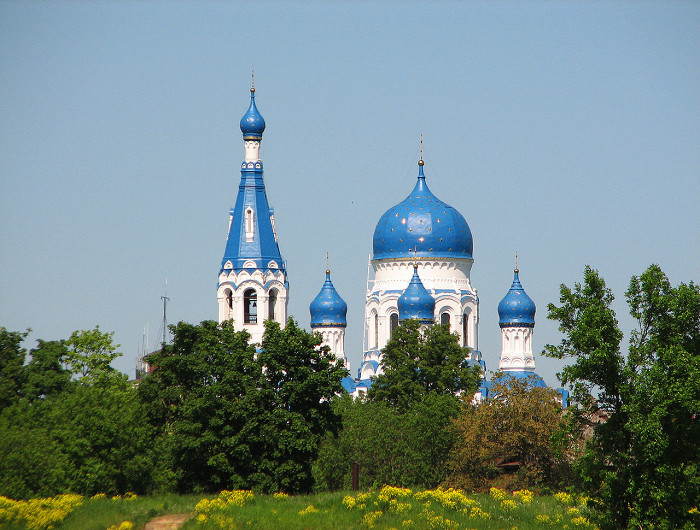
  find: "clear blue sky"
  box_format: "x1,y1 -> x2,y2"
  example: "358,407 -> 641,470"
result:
1,1 -> 698,386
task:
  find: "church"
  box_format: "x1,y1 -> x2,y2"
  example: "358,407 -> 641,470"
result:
217,84 -> 564,403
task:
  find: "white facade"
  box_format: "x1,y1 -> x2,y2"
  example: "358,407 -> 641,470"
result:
217,270 -> 288,345
312,325 -> 348,370
498,326 -> 535,371
361,257 -> 480,378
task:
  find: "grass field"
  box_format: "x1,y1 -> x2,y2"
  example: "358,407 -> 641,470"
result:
0,487 -> 596,529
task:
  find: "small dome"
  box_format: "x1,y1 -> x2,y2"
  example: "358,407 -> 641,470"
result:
310,270 -> 347,328
373,161 -> 473,261
240,88 -> 265,140
498,269 -> 536,327
398,265 -> 435,323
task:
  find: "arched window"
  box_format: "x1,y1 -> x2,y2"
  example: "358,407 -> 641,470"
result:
390,313 -> 398,339
245,207 -> 255,241
374,313 -> 379,349
268,289 -> 277,321
244,289 -> 257,324
226,289 -> 233,309
462,313 -> 469,347
441,312 -> 450,327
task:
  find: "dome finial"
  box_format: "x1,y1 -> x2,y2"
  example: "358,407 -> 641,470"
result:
515,250 -> 519,274
326,251 -> 330,274
418,134 -> 424,169
251,69 -> 255,93
240,79 -> 265,139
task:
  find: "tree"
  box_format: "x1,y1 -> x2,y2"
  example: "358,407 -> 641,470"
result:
314,393 -> 461,490
63,326 -> 123,384
545,265 -> 700,529
0,328 -> 28,411
139,318 -> 347,494
448,374 -> 576,492
0,327 -> 153,499
368,320 -> 481,408
23,340 -> 72,400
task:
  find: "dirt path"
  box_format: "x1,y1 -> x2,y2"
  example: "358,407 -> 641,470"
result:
143,513 -> 193,529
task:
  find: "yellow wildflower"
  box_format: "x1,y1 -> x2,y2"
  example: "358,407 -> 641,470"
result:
489,487 -> 507,501
501,499 -> 517,512
513,489 -> 534,504
361,510 -> 383,527
298,504 -> 318,516
554,492 -> 573,505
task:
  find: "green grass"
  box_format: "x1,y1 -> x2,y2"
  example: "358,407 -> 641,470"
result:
0,493 -> 202,530
1,488 -> 596,529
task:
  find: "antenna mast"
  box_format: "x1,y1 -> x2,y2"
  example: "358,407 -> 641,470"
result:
161,279 -> 170,346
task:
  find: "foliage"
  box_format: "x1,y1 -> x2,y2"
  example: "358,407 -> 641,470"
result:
139,318 -> 347,495
63,326 -> 124,385
0,328 -> 28,411
0,327 -> 153,499
368,320 -> 481,409
314,393 -> 461,490
448,374 -> 576,492
23,340 -> 72,400
544,264 -> 700,529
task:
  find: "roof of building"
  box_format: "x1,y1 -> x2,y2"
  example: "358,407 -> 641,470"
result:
310,269 -> 347,327
497,269 -> 536,327
240,87 -> 265,140
220,90 -> 284,276
372,160 -> 473,261
398,265 -> 435,323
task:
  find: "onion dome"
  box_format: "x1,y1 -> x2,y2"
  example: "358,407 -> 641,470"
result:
310,269 -> 347,328
498,269 -> 536,328
373,160 -> 473,261
398,265 -> 435,324
240,87 -> 265,140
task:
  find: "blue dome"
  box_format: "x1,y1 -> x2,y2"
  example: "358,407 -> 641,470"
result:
398,265 -> 435,323
310,270 -> 347,327
373,161 -> 473,261
498,269 -> 536,327
240,88 -> 265,140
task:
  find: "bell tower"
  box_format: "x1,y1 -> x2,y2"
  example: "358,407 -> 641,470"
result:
217,81 -> 288,344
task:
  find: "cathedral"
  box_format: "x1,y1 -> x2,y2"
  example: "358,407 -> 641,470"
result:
218,84 -> 564,403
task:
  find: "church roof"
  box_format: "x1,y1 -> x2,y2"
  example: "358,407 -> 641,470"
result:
240,88 -> 265,140
220,89 -> 284,276
310,269 -> 347,327
498,269 -> 536,327
373,160 -> 473,261
398,265 -> 435,323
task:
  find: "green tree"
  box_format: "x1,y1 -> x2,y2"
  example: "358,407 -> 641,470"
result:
139,318 -> 347,494
0,328 -> 28,411
0,326 -> 154,499
23,339 -> 72,400
368,320 -> 481,409
545,265 -> 700,529
314,393 -> 461,490
63,326 -> 123,384
448,374 -> 576,492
